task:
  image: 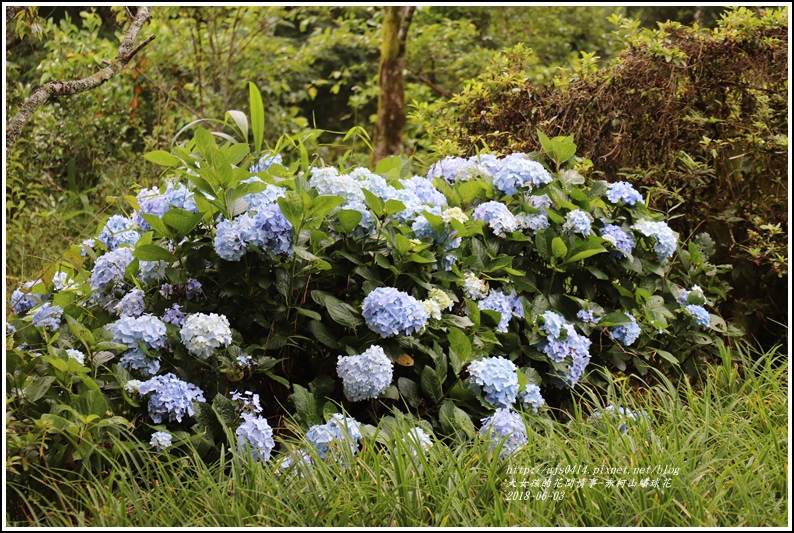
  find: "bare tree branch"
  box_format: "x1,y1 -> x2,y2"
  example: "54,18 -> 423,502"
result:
6,6 -> 155,150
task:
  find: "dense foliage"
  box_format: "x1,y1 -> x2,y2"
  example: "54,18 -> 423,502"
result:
414,7 -> 788,341
7,81 -> 736,485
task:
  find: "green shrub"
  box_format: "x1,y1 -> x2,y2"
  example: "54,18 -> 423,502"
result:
414,7 -> 788,341
7,85 -> 734,482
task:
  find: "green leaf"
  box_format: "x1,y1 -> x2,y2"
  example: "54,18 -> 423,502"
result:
362,189 -> 384,218
551,237 -> 568,258
394,234 -> 413,255
655,350 -> 679,365
133,244 -> 174,262
277,191 -> 305,230
564,242 -> 607,264
420,366 -> 444,403
448,328 -> 472,362
226,110 -> 249,142
66,315 -> 95,347
384,199 -> 406,216
296,308 -> 322,321
162,209 -> 203,238
308,195 -> 345,220
323,296 -> 363,328
25,376 -> 55,403
459,181 -> 486,204
144,150 -> 180,167
439,401 -> 476,440
140,214 -> 170,237
337,209 -> 363,233
374,155 -> 404,178
599,311 -> 633,327
289,384 -> 322,427
466,300 -> 481,328
537,129 -> 554,157
397,377 -> 421,408
225,143 -> 250,166
212,393 -> 237,426
249,82 -> 265,154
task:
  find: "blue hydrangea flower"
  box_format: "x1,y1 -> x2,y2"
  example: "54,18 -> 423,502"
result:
278,449 -> 314,475
610,315 -> 641,346
214,217 -> 248,261
606,181 -> 644,205
600,223 -> 635,255
540,322 -> 592,362
163,183 -> 198,213
137,373 -> 206,424
114,288 -> 145,317
351,168 -> 397,200
399,176 -> 447,206
428,156 -> 468,183
362,287 -> 428,338
343,200 -> 377,239
478,289 -> 516,332
468,356 -> 519,408
675,287 -> 690,305
473,201 -> 518,237
150,431 -> 172,452
528,194 -> 553,212
243,203 -> 293,255
519,384 -> 545,412
541,311 -> 567,339
564,343 -> 592,388
98,215 -> 140,250
11,281 -> 43,315
479,409 -> 528,459
241,181 -> 287,213
90,247 -> 135,306
469,153 -> 501,176
386,188 -> 431,223
6,323 -> 16,336
492,154 -> 552,196
162,304 -> 185,327
51,271 -> 76,291
516,212 -> 549,234
684,304 -> 710,328
138,260 -> 168,285
119,347 -> 160,378
249,152 -> 283,174
310,167 -> 365,203
236,413 -> 275,462
337,345 -> 394,402
577,310 -> 600,324
677,285 -> 705,305
632,219 -> 678,262
412,215 -> 460,251
306,414 -> 362,460
180,312 -> 232,359
132,187 -> 168,231
106,314 -> 168,351
401,427 -> 434,456
66,348 -> 86,366
231,390 -> 263,414
590,405 -> 647,433
563,209 -> 592,236
31,303 -> 63,331
185,278 -> 203,301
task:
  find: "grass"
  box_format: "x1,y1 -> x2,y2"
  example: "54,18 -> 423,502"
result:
6,342 -> 789,527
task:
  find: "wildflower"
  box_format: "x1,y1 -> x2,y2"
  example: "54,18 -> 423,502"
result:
610,315 -> 641,346
479,409 -> 528,459
468,356 -> 519,408
180,312 -> 232,359
138,373 -> 206,423
362,287 -> 428,338
473,201 -> 518,236
337,345 -> 394,402
31,303 -> 63,331
236,413 -> 275,462
606,181 -> 644,206
150,431 -> 173,452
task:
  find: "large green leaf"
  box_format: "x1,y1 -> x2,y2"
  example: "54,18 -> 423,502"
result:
564,242 -> 607,264
249,82 -> 265,154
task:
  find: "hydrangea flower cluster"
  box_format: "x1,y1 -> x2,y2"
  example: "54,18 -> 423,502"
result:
162,304 -> 185,327
236,413 -> 276,462
684,304 -> 711,328
138,373 -> 206,423
305,414 -> 362,460
600,223 -> 635,255
577,309 -> 600,324
138,259 -> 168,285
539,317 -> 592,387
90,247 -> 135,307
98,215 -> 140,251
676,285 -> 705,305
213,204 -> 293,261
337,345 -> 394,401
479,409 -> 528,459
606,181 -> 644,205
185,278 -> 204,301
150,431 -> 173,452
478,289 -> 522,332
473,201 -> 518,236
541,311 -> 567,339
563,209 -> 592,236
632,219 -> 678,262
493,154 -> 552,196
120,348 -> 160,377
515,212 -> 549,234
589,405 -> 647,433
180,312 -> 232,359
114,288 -> 145,317
51,271 -> 76,291
310,167 -> 366,203
427,156 -> 469,182
423,288 -> 454,320
402,426 -> 434,457
133,183 -> 198,231
31,303 -> 63,331
519,384 -> 545,412
11,281 -> 43,315
468,356 -> 519,408
66,349 -> 86,366
610,315 -> 641,346
400,176 -> 447,206
362,287 -> 428,338
462,272 -> 489,300
107,314 -> 168,351
249,153 -> 283,174
242,182 -> 287,213
231,390 -> 263,415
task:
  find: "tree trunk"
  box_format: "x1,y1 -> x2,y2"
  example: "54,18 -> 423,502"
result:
373,6 -> 414,163
5,6 -> 155,150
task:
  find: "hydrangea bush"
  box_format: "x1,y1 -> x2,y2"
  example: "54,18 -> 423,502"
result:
7,101 -> 733,472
